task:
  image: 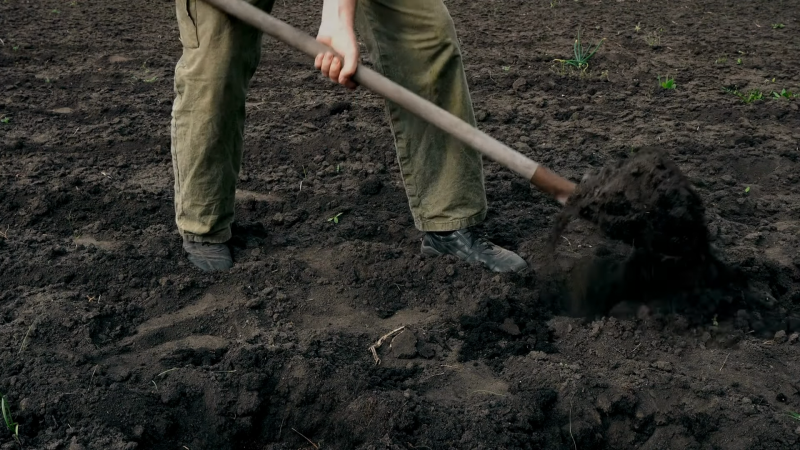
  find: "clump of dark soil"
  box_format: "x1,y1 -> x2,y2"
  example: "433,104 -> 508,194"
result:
551,147 -> 732,319
456,282 -> 558,368
557,146 -> 709,258
552,148 -> 792,333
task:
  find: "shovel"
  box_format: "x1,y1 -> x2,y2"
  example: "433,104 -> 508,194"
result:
200,0 -> 577,204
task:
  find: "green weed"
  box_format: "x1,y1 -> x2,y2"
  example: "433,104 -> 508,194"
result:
634,22 -> 642,33
772,88 -> 796,99
741,90 -> 763,103
12,45 -> 19,51
723,86 -> 763,104
554,29 -> 605,70
745,186 -> 751,194
1,393 -> 20,444
772,23 -> 785,29
327,213 -> 343,224
788,411 -> 800,421
0,116 -> 10,124
715,55 -> 727,64
658,75 -> 676,90
736,58 -> 742,65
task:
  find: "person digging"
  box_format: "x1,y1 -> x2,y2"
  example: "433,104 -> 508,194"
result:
171,0 -> 557,273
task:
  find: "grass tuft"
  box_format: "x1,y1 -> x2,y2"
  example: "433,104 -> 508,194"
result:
658,75 -> 676,90
554,29 -> 605,70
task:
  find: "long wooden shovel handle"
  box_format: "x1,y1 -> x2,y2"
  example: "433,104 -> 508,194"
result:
200,0 -> 576,203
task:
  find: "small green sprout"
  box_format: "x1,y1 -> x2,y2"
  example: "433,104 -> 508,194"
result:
501,65 -> 510,72
772,23 -> 785,29
772,88 -> 796,99
0,116 -> 10,124
336,164 -> 341,173
712,314 -> 719,327
327,213 -> 343,224
634,22 -> 642,33
12,45 -> 19,51
715,56 -> 727,64
554,29 -> 605,70
658,75 -> 676,90
788,411 -> 800,420
143,76 -> 158,83
51,8 -> 59,13
745,186 -> 751,194
736,58 -> 742,65
1,393 -> 20,444
723,86 -> 763,104
742,90 -> 763,103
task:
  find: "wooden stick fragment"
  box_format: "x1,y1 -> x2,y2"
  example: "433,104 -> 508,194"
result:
291,427 -> 319,449
719,352 -> 730,371
369,326 -> 405,365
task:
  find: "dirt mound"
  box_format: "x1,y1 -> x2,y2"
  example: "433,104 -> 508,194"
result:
551,148 -> 723,315
553,148 -> 797,335
558,146 -> 708,258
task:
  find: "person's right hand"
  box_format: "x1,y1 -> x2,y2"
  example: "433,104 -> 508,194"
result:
315,22 -> 359,90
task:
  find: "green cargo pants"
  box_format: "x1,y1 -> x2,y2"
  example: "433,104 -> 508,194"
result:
172,0 -> 487,243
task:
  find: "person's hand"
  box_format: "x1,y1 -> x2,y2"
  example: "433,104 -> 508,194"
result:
315,22 -> 359,89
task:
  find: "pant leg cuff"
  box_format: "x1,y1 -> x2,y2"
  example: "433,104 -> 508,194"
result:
180,227 -> 232,244
415,210 -> 487,232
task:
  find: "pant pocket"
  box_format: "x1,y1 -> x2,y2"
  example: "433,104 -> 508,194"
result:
176,0 -> 200,48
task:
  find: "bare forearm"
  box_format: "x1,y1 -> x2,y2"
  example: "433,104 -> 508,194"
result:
316,0 -> 359,88
320,0 -> 356,33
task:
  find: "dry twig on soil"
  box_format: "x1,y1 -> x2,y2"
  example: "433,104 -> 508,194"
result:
291,427 -> 319,449
18,324 -> 33,354
719,352 -> 730,371
569,390 -> 577,450
369,326 -> 405,365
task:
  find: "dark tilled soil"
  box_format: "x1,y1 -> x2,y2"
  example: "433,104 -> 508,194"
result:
2,0 -> 800,449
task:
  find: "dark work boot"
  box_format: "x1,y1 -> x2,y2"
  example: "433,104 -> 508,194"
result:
182,238 -> 233,272
421,229 -> 528,273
